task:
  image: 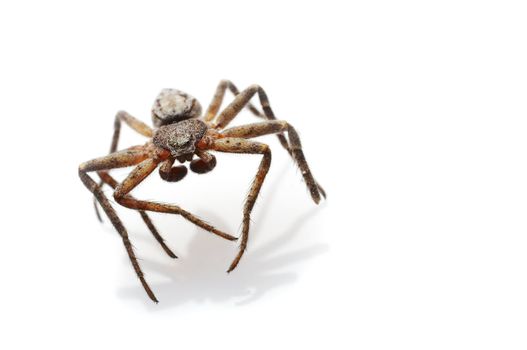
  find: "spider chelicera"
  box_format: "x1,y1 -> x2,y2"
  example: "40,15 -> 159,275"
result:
78,80 -> 326,302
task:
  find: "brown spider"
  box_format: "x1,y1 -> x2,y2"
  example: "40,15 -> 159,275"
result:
79,80 -> 326,302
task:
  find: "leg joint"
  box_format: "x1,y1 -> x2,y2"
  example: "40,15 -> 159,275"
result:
114,110 -> 127,127
248,84 -> 261,92
113,189 -> 126,202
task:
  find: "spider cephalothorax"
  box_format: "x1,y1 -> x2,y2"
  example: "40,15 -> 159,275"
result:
153,119 -> 207,159
79,80 -> 326,302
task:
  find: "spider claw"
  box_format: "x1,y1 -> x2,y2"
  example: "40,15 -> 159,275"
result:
317,183 -> 327,199
161,245 -> 178,259
227,248 -> 244,273
226,262 -> 237,273
310,189 -> 321,204
141,279 -> 159,303
213,229 -> 238,241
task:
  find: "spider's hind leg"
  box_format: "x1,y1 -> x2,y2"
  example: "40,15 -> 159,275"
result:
93,111 -> 154,222
203,80 -> 264,122
211,84 -> 290,153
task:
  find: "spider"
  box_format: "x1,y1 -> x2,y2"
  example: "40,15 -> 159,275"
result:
78,80 -> 326,302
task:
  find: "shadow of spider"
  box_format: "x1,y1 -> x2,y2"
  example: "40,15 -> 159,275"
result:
116,203 -> 327,310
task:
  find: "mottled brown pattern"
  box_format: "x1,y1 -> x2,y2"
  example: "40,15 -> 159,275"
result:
98,171 -> 177,258
204,80 -> 263,122
79,81 -> 325,302
151,89 -> 202,127
152,119 -> 207,157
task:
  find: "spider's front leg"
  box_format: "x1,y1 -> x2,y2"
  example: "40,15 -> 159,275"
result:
79,149 -> 159,302
205,137 -> 272,272
112,160 -> 237,242
91,111 -> 176,259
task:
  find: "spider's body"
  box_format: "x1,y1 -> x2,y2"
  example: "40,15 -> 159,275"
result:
79,80 -> 325,302
153,119 -> 208,158
151,88 -> 202,126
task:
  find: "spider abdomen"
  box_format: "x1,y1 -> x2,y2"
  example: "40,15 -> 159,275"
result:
151,89 -> 202,127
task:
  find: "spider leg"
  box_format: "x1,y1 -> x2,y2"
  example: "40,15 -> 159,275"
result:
78,149 -> 159,303
222,120 -> 325,203
109,110 -> 153,153
94,111 -> 154,221
112,159 -> 237,242
205,137 -> 272,272
203,80 -> 265,123
97,171 -> 178,259
213,85 -> 325,198
210,84 -> 295,166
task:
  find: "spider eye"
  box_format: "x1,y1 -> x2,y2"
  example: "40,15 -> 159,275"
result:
170,134 -> 193,149
179,138 -> 192,147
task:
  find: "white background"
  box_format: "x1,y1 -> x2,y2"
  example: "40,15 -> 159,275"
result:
0,1 -> 526,349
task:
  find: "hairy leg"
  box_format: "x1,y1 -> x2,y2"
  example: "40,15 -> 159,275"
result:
97,171 -> 178,258
206,137 -> 272,272
94,111 -> 154,220
222,120 -> 325,203
113,159 -> 237,242
78,149 -> 159,302
110,110 -> 153,153
209,83 -> 324,198
203,80 -> 265,122
211,84 -> 293,160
